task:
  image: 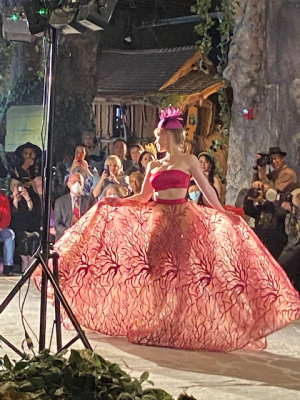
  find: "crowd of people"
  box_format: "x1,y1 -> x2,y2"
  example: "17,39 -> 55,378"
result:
30,107 -> 300,352
1,131 -> 300,299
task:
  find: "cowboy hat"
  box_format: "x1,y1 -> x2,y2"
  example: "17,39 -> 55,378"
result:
291,188 -> 300,207
268,146 -> 287,157
15,142 -> 42,159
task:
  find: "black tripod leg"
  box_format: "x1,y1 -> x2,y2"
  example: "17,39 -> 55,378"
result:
53,253 -> 62,351
38,252 -> 92,351
0,257 -> 39,314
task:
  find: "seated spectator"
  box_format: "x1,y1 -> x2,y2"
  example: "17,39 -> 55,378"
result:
138,151 -> 156,174
11,142 -> 42,191
82,131 -> 106,174
0,191 -> 15,275
102,184 -> 124,198
113,139 -> 134,175
9,179 -> 41,272
278,189 -> 300,291
92,155 -> 129,199
129,171 -> 144,195
198,152 -> 222,199
67,144 -> 99,195
130,144 -> 144,172
0,156 -> 8,179
55,172 -> 95,241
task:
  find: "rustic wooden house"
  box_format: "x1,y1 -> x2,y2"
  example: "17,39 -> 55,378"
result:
92,46 -> 224,156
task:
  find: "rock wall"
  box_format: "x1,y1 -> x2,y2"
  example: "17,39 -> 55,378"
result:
224,0 -> 300,204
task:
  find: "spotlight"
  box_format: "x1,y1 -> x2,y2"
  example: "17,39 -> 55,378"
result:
49,7 -> 81,34
23,0 -> 49,34
77,0 -> 118,31
2,6 -> 34,42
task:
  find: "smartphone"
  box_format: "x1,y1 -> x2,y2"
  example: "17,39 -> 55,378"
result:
18,185 -> 24,193
103,165 -> 110,175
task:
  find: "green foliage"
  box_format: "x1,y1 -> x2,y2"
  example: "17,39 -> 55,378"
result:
191,0 -> 238,74
0,35 -> 15,96
142,93 -> 188,109
54,95 -> 95,160
0,349 -> 176,400
217,86 -> 231,139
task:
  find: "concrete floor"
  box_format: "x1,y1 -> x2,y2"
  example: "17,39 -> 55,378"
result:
1,276 -> 300,399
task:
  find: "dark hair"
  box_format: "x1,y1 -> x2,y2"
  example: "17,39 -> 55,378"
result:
198,153 -> 215,186
130,143 -> 144,151
138,151 -> 155,173
113,139 -> 127,147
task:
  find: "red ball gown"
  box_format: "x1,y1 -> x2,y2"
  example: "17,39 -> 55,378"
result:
34,170 -> 300,351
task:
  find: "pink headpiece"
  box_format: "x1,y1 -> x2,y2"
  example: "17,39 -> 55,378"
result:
157,106 -> 183,130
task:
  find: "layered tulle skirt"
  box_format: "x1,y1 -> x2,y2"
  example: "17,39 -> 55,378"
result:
34,199 -> 300,351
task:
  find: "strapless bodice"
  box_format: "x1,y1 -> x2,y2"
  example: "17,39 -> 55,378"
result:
149,169 -> 190,192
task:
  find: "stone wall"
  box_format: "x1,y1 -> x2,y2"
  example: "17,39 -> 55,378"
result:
224,0 -> 300,204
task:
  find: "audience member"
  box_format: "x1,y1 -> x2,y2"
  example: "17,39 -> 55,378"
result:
130,144 -> 144,172
198,152 -> 222,199
0,191 -> 15,275
102,184 -> 124,198
129,171 -> 144,195
113,139 -> 134,175
92,155 -> 129,199
278,189 -> 300,291
138,151 -> 155,174
82,131 -> 106,174
55,172 -> 95,241
9,179 -> 41,272
68,144 -> 98,195
11,142 -> 42,190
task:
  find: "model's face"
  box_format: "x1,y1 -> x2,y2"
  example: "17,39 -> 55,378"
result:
83,136 -> 94,148
130,147 -> 143,163
109,162 -> 120,176
154,129 -> 168,152
114,141 -> 127,159
22,148 -> 36,160
141,153 -> 154,170
270,154 -> 285,170
199,156 -> 211,173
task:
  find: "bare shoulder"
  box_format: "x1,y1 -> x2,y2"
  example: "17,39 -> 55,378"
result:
184,153 -> 198,166
148,160 -> 162,170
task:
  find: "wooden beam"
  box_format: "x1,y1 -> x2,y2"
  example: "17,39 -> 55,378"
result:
185,82 -> 225,106
159,49 -> 203,91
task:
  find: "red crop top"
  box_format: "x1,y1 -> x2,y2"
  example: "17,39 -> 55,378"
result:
150,170 -> 190,191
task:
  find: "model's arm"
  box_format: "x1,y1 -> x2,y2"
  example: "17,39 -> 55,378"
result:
189,155 -> 225,212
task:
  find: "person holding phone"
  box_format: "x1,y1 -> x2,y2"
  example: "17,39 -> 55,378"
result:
67,144 -> 98,195
92,155 -> 128,199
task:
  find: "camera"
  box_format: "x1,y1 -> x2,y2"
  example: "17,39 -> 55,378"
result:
18,185 -> 24,193
256,152 -> 271,168
265,188 -> 293,205
247,188 -> 262,199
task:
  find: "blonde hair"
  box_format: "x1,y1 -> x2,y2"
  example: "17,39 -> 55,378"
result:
157,127 -> 186,146
105,155 -> 122,169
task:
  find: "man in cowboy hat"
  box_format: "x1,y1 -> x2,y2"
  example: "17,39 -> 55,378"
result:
11,142 -> 42,190
252,146 -> 297,193
245,147 -> 298,259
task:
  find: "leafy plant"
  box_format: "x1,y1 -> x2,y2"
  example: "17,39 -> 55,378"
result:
0,349 -> 181,400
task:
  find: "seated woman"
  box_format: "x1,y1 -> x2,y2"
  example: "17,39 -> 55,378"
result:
92,155 -> 128,199
9,179 -> 41,272
66,144 -> 98,195
34,107 -> 300,352
11,142 -> 42,191
102,184 -> 124,199
138,151 -> 156,175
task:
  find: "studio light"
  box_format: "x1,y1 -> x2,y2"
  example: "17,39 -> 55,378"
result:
77,0 -> 117,31
2,6 -> 34,42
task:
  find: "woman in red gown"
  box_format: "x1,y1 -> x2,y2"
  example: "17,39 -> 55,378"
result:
36,108 -> 300,352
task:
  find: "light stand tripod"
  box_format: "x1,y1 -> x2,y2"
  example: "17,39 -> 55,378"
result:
0,27 -> 92,356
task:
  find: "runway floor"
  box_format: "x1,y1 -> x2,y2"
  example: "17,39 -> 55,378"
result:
1,276 -> 300,399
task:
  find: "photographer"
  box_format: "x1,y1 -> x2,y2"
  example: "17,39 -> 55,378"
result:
82,131 -> 106,174
276,189 -> 300,291
252,146 -> 297,193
